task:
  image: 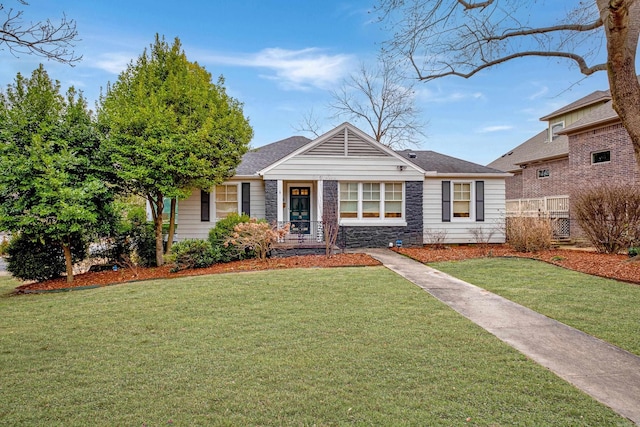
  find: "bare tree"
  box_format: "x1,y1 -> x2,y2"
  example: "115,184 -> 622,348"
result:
293,107 -> 323,138
0,1 -> 80,64
376,0 -> 640,165
329,57 -> 426,149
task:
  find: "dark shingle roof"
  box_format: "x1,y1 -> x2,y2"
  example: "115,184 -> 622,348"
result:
235,136 -> 312,176
539,90 -> 611,121
487,130 -> 568,172
397,150 -> 505,174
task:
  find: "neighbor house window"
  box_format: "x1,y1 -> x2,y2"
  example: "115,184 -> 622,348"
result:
550,122 -> 564,141
215,184 -> 238,218
592,150 -> 611,164
537,169 -> 550,178
453,182 -> 471,218
339,182 -> 404,221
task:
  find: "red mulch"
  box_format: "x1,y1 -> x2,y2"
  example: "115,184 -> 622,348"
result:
13,244 -> 640,293
397,245 -> 640,285
14,253 -> 381,293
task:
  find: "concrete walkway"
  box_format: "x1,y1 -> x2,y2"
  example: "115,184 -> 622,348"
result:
365,248 -> 640,425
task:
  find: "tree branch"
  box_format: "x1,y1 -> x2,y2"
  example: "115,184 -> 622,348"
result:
412,50 -> 607,81
0,4 -> 81,64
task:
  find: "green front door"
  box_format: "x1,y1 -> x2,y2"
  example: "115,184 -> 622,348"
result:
290,187 -> 310,234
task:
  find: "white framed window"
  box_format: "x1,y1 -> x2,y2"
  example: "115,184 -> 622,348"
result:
550,121 -> 564,141
339,182 -> 405,224
215,184 -> 239,219
453,182 -> 471,218
592,150 -> 611,164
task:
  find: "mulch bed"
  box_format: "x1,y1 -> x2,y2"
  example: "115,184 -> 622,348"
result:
397,245 -> 640,285
14,253 -> 381,293
13,244 -> 640,293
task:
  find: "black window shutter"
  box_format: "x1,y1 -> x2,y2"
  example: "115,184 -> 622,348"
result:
201,190 -> 210,222
241,182 -> 251,216
442,181 -> 451,222
476,181 -> 485,222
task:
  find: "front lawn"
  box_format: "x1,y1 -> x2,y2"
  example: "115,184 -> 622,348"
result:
430,257 -> 640,357
0,268 -> 631,426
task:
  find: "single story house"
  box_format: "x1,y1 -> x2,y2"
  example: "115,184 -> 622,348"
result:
176,122 -> 508,249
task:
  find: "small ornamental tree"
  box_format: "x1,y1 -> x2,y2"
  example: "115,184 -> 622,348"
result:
99,35 -> 253,266
0,65 -> 115,282
225,219 -> 289,261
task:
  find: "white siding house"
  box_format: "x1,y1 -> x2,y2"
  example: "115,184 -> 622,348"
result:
175,122 -> 509,247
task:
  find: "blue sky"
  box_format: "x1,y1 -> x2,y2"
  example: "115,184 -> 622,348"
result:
0,1 -> 612,165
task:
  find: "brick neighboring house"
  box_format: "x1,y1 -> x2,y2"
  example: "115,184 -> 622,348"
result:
488,88 -> 639,241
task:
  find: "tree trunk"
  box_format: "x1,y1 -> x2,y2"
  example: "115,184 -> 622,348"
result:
147,193 -> 165,266
165,197 -> 177,255
62,243 -> 74,283
601,0 -> 640,165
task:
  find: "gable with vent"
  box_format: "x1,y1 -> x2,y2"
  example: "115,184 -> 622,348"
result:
301,127 -> 387,157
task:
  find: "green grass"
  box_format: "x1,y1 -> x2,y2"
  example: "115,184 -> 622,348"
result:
0,268 -> 631,426
430,257 -> 640,357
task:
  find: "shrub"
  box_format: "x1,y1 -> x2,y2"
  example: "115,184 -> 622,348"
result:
168,239 -> 216,272
225,219 -> 289,261
7,233 -> 86,282
505,216 -> 553,252
208,213 -> 251,262
92,206 -> 157,267
573,184 -> 640,254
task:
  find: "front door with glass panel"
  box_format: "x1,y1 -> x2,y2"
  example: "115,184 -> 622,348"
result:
290,187 -> 310,234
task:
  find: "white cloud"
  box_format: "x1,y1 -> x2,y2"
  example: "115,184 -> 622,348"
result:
91,52 -> 135,75
416,87 -> 484,103
200,47 -> 355,91
476,125 -> 514,133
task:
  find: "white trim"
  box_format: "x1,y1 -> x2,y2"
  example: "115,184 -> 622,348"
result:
276,180 -> 284,223
213,183 -> 241,221
450,180 -> 475,222
317,180 -> 323,223
549,120 -> 565,141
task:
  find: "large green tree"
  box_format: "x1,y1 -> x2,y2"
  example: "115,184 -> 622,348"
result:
377,0 -> 640,165
98,35 -> 253,266
0,65 -> 114,282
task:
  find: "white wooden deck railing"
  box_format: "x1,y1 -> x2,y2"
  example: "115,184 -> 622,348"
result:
506,196 -> 569,216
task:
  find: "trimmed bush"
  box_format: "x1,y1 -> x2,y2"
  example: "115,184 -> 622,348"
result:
573,184 -> 640,254
168,239 -> 217,272
505,216 -> 553,252
208,213 -> 251,262
7,233 -> 87,282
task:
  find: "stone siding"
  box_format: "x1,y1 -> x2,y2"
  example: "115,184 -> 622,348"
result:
264,180 -> 278,224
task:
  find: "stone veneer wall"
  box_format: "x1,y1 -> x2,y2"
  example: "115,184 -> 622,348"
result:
323,180 -> 424,248
264,180 -> 278,224
568,123 -> 640,241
